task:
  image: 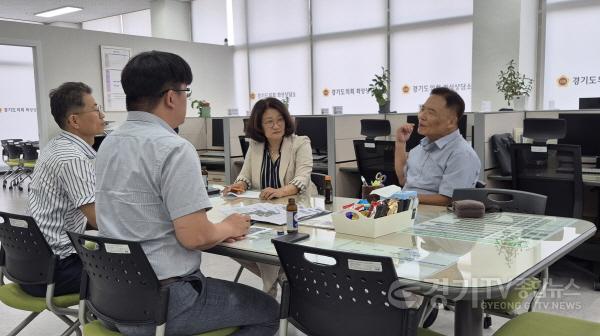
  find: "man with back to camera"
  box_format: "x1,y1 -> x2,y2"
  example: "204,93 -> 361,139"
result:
95,50 -> 279,335
395,87 -> 480,206
24,82 -> 104,297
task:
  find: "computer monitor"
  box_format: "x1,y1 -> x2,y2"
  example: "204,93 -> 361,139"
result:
211,118 -> 224,147
558,113 -> 600,156
405,115 -> 467,151
579,97 -> 600,110
295,116 -> 327,154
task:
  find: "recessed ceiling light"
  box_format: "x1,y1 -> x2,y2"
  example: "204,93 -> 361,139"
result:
35,6 -> 82,18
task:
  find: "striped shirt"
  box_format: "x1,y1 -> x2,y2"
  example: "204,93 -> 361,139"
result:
260,144 -> 282,189
28,131 -> 96,259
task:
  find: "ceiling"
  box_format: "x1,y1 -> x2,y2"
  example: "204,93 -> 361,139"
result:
0,0 -> 153,24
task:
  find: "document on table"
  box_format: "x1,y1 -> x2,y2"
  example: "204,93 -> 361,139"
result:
220,203 -> 331,225
225,190 -> 261,199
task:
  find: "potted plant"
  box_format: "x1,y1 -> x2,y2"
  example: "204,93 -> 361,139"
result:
367,67 -> 390,114
496,60 -> 533,110
191,99 -> 211,117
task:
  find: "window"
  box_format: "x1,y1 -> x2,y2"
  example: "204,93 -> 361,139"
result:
0,45 -> 38,157
313,34 -> 386,115
249,43 -> 311,115
390,0 -> 473,112
225,0 -> 473,115
543,0 -> 600,109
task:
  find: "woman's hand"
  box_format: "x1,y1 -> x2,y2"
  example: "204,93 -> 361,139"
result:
260,187 -> 286,200
222,182 -> 247,195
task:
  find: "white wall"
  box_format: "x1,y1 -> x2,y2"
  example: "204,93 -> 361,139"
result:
151,0 -> 192,41
0,20 -> 235,145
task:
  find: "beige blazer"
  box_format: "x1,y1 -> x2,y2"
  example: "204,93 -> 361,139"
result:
235,134 -> 316,195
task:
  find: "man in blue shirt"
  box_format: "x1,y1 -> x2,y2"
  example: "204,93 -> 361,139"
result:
95,51 -> 279,335
395,87 -> 480,206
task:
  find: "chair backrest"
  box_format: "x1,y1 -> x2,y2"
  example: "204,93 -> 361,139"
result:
510,143 -> 582,218
21,142 -> 39,161
310,173 -> 327,195
239,135 -> 249,158
360,119 -> 390,141
353,140 -> 399,187
67,232 -> 168,327
453,188 -> 547,215
0,211 -> 56,285
273,239 -> 423,336
5,141 -> 23,160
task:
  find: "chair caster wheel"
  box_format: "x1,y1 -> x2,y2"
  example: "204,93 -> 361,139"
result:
422,307 -> 439,329
484,316 -> 492,329
18,187 -> 23,191
593,281 -> 600,291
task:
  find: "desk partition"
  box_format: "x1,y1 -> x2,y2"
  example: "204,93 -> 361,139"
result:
473,111 -> 525,182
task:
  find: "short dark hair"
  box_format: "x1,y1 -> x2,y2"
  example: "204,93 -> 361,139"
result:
246,97 -> 295,143
121,50 -> 193,112
49,82 -> 92,129
430,87 -> 465,120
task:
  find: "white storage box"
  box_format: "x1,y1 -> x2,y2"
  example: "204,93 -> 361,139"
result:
332,203 -> 417,238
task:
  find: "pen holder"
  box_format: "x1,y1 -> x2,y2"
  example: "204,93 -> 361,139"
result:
361,185 -> 382,200
332,202 -> 417,238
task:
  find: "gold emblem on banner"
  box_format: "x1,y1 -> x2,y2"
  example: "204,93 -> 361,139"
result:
322,88 -> 330,96
402,85 -> 410,94
557,75 -> 569,87
249,92 -> 256,100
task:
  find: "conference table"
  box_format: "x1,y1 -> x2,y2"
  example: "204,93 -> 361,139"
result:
206,193 -> 596,336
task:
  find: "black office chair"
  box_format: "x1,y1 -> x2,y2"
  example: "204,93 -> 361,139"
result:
272,238 -> 443,336
353,140 -> 399,191
239,135 -> 249,158
15,141 -> 38,191
0,212 -> 81,336
2,140 -> 24,189
453,188 -> 547,215
452,188 -> 549,329
311,172 -> 327,196
510,143 -> 582,218
67,232 -> 237,336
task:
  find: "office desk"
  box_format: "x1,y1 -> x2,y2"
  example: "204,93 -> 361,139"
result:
488,173 -> 600,187
339,165 -> 359,174
206,194 -> 596,336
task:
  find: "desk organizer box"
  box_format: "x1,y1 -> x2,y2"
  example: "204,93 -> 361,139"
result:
332,202 -> 417,238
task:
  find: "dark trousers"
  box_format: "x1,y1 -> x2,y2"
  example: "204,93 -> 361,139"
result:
20,254 -> 83,297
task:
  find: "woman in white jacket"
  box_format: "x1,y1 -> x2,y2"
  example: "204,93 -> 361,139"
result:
223,97 -> 316,296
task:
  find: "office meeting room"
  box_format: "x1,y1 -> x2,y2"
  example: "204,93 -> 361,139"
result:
2,1 -> 600,336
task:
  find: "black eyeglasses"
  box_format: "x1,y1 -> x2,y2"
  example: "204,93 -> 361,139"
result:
160,88 -> 192,99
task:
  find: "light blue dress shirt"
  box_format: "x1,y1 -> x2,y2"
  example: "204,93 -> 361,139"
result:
404,129 -> 480,197
96,111 -> 211,280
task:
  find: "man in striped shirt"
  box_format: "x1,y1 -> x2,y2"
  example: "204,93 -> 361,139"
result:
24,82 -> 105,297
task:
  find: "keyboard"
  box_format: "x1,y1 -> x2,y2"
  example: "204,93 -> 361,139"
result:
582,167 -> 600,174
199,151 -> 225,158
